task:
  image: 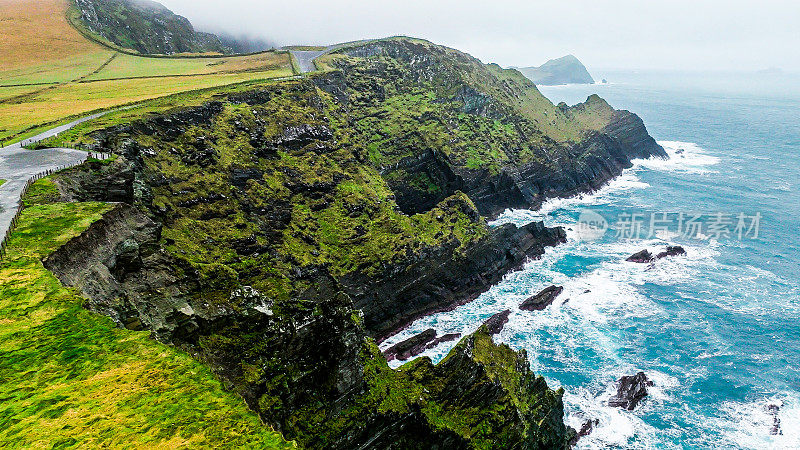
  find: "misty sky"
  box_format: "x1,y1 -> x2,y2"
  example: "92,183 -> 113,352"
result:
159,0 -> 800,71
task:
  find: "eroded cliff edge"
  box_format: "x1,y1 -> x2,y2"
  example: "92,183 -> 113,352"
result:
39,37 -> 665,448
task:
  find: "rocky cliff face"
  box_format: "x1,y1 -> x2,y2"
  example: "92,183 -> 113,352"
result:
324,39 -> 666,218
40,37 -> 666,448
45,76 -> 574,447
74,0 -> 228,54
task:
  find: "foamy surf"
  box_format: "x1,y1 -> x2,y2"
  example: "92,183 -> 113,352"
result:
640,141 -> 721,174
711,394 -> 800,449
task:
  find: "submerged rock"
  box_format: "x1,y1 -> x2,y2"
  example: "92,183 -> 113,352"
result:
568,418 -> 599,447
520,285 -> 563,311
767,403 -> 783,436
626,249 -> 654,263
608,372 -> 654,410
627,246 -> 686,264
425,333 -> 461,350
484,310 -> 511,335
656,245 -> 687,259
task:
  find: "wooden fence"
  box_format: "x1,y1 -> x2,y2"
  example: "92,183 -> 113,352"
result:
0,152 -> 110,261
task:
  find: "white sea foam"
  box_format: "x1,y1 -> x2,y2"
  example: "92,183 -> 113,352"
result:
639,141 -> 721,174
711,394 -> 800,449
489,171 -> 650,228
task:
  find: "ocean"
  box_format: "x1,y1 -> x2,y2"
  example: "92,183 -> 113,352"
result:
379,70 -> 800,448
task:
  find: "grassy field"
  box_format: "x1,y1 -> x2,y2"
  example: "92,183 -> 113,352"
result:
0,0 -> 294,145
0,199 -> 293,448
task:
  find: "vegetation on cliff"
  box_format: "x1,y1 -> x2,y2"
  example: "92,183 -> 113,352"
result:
0,200 -> 292,448
2,34 -> 666,448
72,0 -> 227,55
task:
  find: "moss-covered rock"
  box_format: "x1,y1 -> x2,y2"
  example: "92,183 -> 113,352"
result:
34,36 -> 669,448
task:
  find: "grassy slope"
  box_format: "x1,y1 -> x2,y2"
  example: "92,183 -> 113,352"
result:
0,199 -> 292,448
0,0 -> 292,145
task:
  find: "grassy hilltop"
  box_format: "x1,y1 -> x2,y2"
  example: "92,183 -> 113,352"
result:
0,0 -> 293,146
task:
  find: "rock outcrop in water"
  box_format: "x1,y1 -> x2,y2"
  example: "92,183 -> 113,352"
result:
483,310 -> 512,335
383,329 -> 462,361
767,403 -> 783,436
627,246 -> 686,263
520,285 -> 564,311
608,372 -> 654,410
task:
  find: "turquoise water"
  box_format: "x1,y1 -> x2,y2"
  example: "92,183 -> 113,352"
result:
380,71 -> 800,448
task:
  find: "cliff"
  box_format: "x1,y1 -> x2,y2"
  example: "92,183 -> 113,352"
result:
73,0 -> 228,54
35,37 -> 666,448
517,54 -> 595,85
322,39 -> 665,217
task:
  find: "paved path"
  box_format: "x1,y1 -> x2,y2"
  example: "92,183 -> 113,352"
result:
290,49 -> 330,73
288,43 -> 355,74
0,112 -> 114,238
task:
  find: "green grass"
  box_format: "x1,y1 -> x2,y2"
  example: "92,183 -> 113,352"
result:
0,201 -> 293,449
83,52 -> 290,81
21,178 -> 61,207
0,0 -> 294,146
0,179 -> 5,187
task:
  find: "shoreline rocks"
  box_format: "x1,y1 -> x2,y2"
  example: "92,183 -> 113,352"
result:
626,246 -> 686,264
608,372 -> 654,410
383,329 -> 462,362
568,418 -> 599,447
767,403 -> 783,436
520,285 -> 563,311
483,310 -> 511,335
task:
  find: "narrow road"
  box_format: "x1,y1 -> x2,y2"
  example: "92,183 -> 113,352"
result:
290,49 -> 330,73
0,111 -> 113,238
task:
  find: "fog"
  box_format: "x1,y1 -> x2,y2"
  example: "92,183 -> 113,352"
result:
158,0 -> 800,71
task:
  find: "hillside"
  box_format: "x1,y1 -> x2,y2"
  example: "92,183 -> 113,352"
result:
517,54 -> 595,85
73,0 -> 227,55
0,0 -> 293,147
9,36 -> 668,448
0,200 -> 293,448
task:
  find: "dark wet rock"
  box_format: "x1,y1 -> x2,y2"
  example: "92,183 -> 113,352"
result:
483,310 -> 511,335
344,217 -> 567,342
383,328 -> 437,361
276,124 -> 333,150
767,403 -> 783,436
180,136 -> 217,167
628,246 -> 686,263
656,245 -> 687,259
231,235 -> 268,256
626,249 -> 654,263
568,418 -> 599,447
520,285 -> 563,311
384,149 -> 465,215
608,372 -> 654,410
54,156 -> 135,203
425,333 -> 461,350
176,192 -> 226,208
230,167 -> 264,190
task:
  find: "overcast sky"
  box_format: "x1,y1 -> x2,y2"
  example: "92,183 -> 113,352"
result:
159,0 -> 800,71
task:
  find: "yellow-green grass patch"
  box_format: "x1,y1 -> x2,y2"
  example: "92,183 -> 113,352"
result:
0,70 -> 294,144
0,201 -> 293,448
84,52 -> 291,81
